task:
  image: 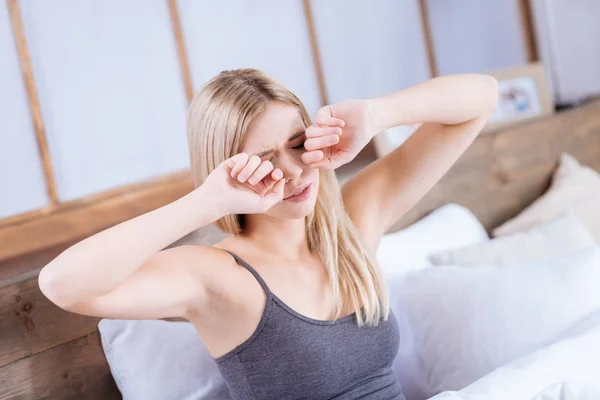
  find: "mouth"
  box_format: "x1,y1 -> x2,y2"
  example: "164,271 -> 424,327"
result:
284,183 -> 312,201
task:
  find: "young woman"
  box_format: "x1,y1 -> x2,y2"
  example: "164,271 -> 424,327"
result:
39,69 -> 498,399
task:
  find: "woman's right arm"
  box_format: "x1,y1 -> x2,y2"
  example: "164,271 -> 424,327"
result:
38,184 -> 226,320
38,153 -> 285,321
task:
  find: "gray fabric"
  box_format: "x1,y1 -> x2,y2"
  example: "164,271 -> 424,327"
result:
218,250 -> 405,400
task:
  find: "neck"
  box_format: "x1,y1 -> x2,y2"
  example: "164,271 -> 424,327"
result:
241,214 -> 311,261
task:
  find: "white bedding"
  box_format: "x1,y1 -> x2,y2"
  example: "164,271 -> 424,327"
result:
430,311 -> 600,400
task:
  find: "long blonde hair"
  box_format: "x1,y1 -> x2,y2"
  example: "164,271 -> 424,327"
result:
187,69 -> 389,327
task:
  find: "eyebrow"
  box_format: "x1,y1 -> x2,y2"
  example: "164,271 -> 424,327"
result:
254,130 -> 305,157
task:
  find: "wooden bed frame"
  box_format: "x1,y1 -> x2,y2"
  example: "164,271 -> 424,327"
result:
1,100 -> 599,399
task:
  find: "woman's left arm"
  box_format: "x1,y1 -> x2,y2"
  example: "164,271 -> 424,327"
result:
328,74 -> 499,250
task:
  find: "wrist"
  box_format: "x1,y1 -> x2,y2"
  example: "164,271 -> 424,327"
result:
365,98 -> 385,138
183,185 -> 228,227
368,92 -> 410,133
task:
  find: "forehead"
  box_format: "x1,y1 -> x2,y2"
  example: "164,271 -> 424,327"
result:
243,102 -> 305,150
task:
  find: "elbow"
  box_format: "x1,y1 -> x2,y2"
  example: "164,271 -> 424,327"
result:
38,267 -> 74,310
481,74 -> 499,113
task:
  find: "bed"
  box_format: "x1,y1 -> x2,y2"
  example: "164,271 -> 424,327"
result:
1,99 -> 599,399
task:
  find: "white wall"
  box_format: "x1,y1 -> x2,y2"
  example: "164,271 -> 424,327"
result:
0,2 -> 48,219
19,0 -> 189,202
0,1 -> 537,220
311,0 -> 431,102
178,0 -> 322,117
427,0 -> 528,74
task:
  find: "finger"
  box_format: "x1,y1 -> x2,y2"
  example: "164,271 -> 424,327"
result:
310,153 -> 351,170
258,168 -> 283,196
301,150 -> 324,165
309,159 -> 335,170
237,155 -> 261,182
315,115 -> 345,128
264,178 -> 285,203
306,125 -> 342,138
247,160 -> 273,185
304,134 -> 340,151
227,153 -> 249,178
271,168 -> 283,181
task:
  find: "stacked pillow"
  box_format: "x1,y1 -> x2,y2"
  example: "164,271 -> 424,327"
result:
376,203 -> 489,276
393,153 -> 600,399
493,153 -> 600,243
428,209 -> 595,267
392,246 -> 600,399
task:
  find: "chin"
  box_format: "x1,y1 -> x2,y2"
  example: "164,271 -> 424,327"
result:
268,197 -> 317,219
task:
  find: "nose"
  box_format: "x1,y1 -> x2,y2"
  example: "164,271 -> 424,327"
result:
273,151 -> 303,181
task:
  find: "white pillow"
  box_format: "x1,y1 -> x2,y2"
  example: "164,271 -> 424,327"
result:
98,319 -> 230,400
377,203 -> 489,277
428,210 -> 595,267
390,246 -> 600,399
493,153 -> 600,243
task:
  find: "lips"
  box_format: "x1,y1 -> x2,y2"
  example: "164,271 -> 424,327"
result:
284,183 -> 310,200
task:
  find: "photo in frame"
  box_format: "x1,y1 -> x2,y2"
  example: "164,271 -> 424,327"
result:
483,62 -> 555,133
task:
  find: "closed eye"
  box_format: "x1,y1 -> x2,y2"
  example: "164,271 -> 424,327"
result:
292,140 -> 306,150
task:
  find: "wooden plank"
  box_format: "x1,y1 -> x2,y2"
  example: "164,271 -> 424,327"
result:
0,277 -> 101,367
0,169 -> 191,229
0,332 -> 121,400
302,0 -> 329,106
0,172 -> 193,263
167,0 -> 194,103
518,0 -> 538,62
7,0 -> 59,207
388,100 -> 600,233
418,0 -> 438,77
0,239 -> 80,289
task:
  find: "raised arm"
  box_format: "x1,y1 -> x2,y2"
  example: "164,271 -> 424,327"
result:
300,74 -> 498,251
38,153 -> 285,320
343,74 -> 498,249
37,183 -> 225,320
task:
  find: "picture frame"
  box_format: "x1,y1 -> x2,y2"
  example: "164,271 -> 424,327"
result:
483,62 -> 554,133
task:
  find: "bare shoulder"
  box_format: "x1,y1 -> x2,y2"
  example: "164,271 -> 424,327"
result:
169,242 -> 240,297
172,238 -> 255,317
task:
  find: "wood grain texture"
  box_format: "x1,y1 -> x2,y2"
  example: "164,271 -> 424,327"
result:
302,0 -> 329,106
0,277 -> 101,367
518,0 -> 538,62
418,0 -> 438,77
387,100 -> 600,234
7,0 -> 59,207
0,172 -> 193,263
167,0 -> 194,103
0,332 -> 121,400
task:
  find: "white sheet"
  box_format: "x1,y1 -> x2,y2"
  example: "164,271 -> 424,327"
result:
429,311 -> 600,400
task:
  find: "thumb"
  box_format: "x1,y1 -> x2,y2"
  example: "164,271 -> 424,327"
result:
316,105 -> 333,121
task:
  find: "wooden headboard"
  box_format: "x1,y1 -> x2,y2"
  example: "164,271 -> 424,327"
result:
390,99 -> 600,234
1,100 -> 599,399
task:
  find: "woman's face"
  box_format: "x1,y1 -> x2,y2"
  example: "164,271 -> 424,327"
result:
240,101 -> 320,219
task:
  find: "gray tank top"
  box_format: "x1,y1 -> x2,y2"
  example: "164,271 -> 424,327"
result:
215,249 -> 405,400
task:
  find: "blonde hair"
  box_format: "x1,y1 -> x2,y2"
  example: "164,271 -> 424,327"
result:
187,69 -> 389,327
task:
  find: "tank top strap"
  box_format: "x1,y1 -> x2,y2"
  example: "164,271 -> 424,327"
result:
222,249 -> 272,296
